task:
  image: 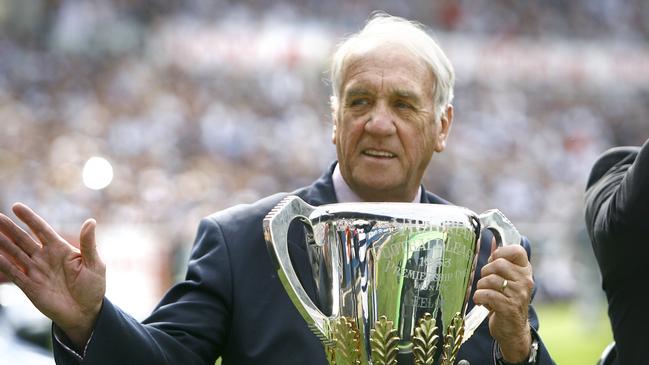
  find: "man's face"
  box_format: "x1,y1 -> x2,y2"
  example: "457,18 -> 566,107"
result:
332,44 -> 453,202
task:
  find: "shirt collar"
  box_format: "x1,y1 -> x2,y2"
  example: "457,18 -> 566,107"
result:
332,163 -> 422,203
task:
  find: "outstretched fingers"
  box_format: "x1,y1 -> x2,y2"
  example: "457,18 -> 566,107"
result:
0,232 -> 33,268
0,212 -> 41,257
0,250 -> 30,289
12,203 -> 64,247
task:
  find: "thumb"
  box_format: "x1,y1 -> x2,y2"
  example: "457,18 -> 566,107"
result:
80,218 -> 100,266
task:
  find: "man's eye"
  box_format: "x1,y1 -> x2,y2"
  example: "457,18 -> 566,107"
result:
350,98 -> 369,106
395,101 -> 414,110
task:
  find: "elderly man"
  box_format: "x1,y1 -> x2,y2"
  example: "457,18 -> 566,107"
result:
584,137 -> 649,365
0,14 -> 554,365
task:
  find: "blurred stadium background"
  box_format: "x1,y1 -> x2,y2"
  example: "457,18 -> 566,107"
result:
1,0 -> 648,363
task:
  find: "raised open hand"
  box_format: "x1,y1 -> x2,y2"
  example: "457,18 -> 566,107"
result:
0,203 -> 106,348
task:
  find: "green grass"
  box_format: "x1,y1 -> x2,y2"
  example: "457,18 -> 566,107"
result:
537,302 -> 613,365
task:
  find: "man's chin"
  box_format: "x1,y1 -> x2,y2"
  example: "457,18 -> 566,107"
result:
351,177 -> 407,201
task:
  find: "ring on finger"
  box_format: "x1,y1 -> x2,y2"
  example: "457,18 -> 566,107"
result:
500,279 -> 508,292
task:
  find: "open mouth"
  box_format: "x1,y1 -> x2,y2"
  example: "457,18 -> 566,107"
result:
363,149 -> 396,158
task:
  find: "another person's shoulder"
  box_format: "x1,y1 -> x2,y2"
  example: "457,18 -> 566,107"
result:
586,146 -> 640,193
584,146 -> 640,219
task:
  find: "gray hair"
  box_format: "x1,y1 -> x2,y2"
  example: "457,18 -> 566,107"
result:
330,13 -> 455,121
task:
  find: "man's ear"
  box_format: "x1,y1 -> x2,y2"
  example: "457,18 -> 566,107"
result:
434,104 -> 453,152
330,95 -> 339,144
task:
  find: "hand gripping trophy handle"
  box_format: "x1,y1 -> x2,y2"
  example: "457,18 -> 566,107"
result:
264,196 -> 524,351
461,209 -> 522,343
263,195 -> 334,344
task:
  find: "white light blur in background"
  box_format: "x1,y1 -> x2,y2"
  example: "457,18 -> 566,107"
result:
82,156 -> 114,190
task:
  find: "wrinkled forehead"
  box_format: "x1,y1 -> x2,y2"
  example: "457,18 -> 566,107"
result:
340,43 -> 435,97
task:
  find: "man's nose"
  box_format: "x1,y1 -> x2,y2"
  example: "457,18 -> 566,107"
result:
364,101 -> 396,135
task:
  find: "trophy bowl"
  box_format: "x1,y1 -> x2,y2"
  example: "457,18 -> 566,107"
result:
264,195 -> 520,365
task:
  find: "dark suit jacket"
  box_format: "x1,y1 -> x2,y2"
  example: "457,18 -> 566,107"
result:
54,162 -> 554,365
585,139 -> 649,365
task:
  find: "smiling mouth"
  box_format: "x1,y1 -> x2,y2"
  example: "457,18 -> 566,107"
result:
363,149 -> 396,158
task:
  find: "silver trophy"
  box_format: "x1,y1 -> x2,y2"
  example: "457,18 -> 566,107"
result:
264,195 -> 521,365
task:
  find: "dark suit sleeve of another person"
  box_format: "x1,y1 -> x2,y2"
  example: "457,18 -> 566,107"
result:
53,215 -> 236,365
584,138 -> 649,365
585,139 -> 649,281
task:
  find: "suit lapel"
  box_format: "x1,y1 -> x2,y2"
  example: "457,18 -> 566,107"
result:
421,186 -> 450,205
297,162 -> 339,206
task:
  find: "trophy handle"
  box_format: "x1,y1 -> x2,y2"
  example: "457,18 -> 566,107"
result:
263,195 -> 332,343
462,209 -> 522,343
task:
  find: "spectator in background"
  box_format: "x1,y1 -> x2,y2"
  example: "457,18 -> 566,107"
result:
584,137 -> 649,365
2,12 -> 555,365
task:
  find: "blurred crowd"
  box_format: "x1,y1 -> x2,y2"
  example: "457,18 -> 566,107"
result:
1,0 -> 648,311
